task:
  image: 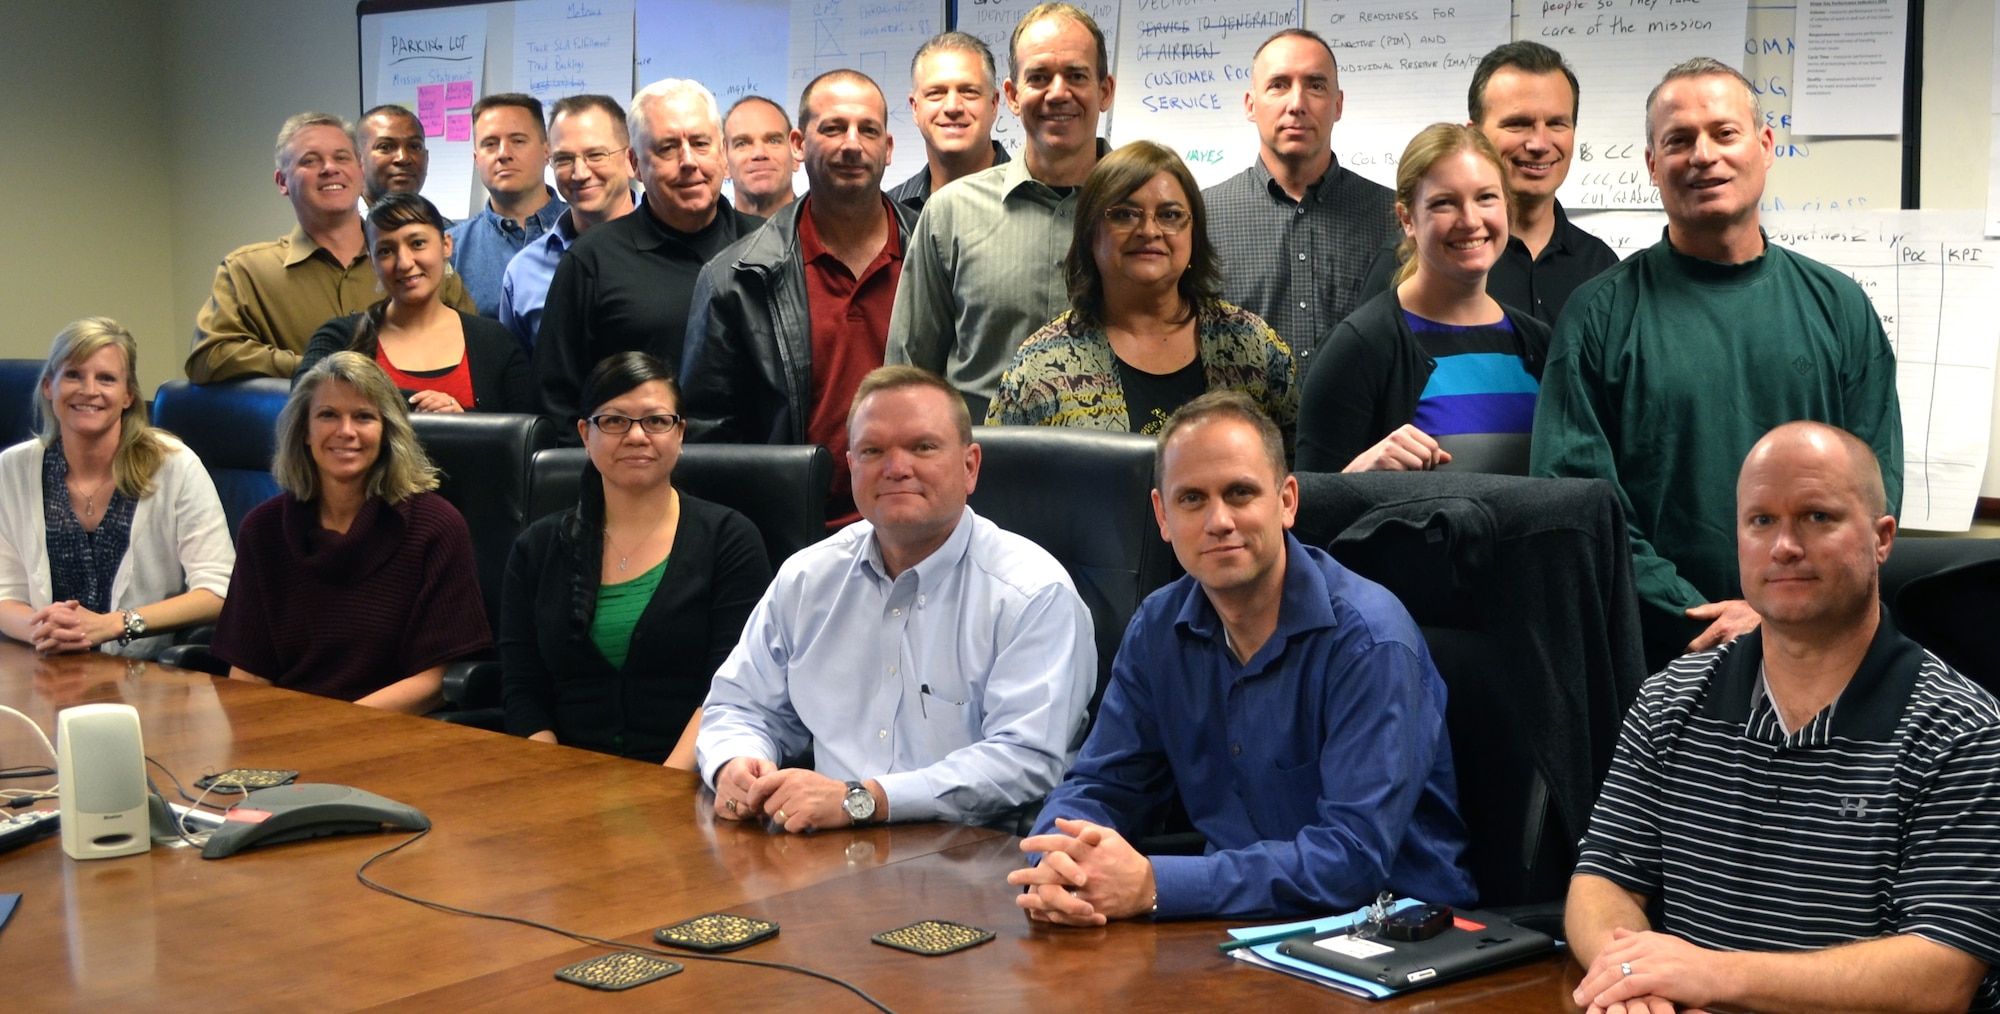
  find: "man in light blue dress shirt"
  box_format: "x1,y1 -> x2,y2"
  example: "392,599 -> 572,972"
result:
499,95 -> 637,350
698,365 -> 1095,830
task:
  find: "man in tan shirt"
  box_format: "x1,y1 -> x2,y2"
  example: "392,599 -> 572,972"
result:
186,111 -> 472,383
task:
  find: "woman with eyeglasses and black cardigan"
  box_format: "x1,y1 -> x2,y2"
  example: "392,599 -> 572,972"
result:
499,352 -> 771,769
986,140 -> 1296,449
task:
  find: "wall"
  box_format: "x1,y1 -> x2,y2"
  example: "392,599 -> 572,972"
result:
0,1 -> 177,394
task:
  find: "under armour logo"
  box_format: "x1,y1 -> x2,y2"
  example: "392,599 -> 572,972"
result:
1838,797 -> 1870,819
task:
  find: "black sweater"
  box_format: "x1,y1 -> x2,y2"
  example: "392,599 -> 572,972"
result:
499,489 -> 772,763
297,310 -> 536,414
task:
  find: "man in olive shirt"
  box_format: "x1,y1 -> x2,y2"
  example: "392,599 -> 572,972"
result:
187,111 -> 474,383
885,3 -> 1115,422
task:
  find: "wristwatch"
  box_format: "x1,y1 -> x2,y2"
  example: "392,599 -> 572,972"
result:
119,609 -> 147,646
842,781 -> 877,824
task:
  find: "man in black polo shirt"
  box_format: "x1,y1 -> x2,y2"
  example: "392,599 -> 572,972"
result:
1567,421 -> 2000,1014
1358,41 -> 1617,325
534,78 -> 751,441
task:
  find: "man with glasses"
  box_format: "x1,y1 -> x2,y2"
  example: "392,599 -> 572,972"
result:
682,70 -> 919,528
535,78 -> 752,441
449,93 -> 565,317
1009,392 -> 1474,922
699,366 -> 1095,833
499,95 -> 637,350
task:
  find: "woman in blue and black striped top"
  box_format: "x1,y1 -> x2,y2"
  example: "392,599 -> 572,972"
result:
1296,123 -> 1552,476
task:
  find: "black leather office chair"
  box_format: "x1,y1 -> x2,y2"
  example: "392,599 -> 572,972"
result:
967,427 -> 1182,718
150,378 -> 290,540
0,359 -> 41,449
1889,541 -> 2000,690
526,443 -> 835,567
1293,470 -> 1647,908
411,413 -> 557,635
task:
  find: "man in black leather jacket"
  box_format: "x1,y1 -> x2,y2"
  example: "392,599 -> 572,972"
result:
681,69 -> 920,527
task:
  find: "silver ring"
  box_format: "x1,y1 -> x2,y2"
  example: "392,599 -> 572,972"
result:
1620,961 -> 1632,977
725,798 -> 738,813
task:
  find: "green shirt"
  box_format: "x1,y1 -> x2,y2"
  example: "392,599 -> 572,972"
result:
1530,232 -> 1902,615
590,555 -> 667,669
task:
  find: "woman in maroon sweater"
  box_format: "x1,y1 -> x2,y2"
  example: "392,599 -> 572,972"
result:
211,351 -> 490,712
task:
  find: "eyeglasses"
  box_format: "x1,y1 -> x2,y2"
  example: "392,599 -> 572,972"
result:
589,413 -> 683,434
551,147 -> 630,172
1103,205 -> 1192,234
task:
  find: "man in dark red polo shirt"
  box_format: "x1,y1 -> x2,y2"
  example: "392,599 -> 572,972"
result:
682,69 -> 919,527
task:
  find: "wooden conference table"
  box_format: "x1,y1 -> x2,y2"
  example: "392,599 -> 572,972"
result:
0,644 -> 1582,1012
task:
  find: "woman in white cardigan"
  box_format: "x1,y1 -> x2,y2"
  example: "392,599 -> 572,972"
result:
0,318 -> 233,658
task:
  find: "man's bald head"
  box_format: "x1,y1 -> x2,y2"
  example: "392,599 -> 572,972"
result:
1739,421 -> 1888,517
1736,421 -> 1895,637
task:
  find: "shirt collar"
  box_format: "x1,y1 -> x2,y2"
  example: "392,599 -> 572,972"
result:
1001,137 -> 1112,204
478,185 -> 566,228
632,194 -> 734,250
796,194 -> 905,266
1173,532 -> 1339,670
1251,154 -> 1343,205
861,505 -> 976,589
282,222 -> 334,268
1710,605 -> 1927,746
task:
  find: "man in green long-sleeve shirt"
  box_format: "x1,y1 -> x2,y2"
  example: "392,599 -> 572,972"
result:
1531,58 -> 1901,674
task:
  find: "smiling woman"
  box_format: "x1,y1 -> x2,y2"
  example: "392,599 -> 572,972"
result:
0,319 -> 234,659
1296,123 -> 1553,477
498,352 -> 770,769
986,140 -> 1297,449
295,193 -> 534,413
209,352 -> 491,714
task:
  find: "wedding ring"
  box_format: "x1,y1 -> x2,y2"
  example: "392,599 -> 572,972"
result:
725,798 -> 738,813
774,809 -> 787,825
1620,961 -> 1633,977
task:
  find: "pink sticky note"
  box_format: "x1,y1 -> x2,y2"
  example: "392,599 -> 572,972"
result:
446,80 -> 474,109
417,84 -> 446,135
446,114 -> 472,143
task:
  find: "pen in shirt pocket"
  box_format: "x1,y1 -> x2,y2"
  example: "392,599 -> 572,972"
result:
919,683 -> 966,718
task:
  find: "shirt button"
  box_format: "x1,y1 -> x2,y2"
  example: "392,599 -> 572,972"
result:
879,729 -> 888,739
889,665 -> 898,675
918,595 -> 926,606
1231,744 -> 1242,756
1297,253 -> 1307,261
892,608 -> 903,616
1298,301 -> 1308,309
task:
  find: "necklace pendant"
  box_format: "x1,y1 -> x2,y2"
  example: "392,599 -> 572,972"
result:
618,556 -> 628,571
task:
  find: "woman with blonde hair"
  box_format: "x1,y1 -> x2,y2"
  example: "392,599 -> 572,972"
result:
988,140 -> 1296,443
0,318 -> 233,658
1296,123 -> 1552,475
211,352 -> 490,712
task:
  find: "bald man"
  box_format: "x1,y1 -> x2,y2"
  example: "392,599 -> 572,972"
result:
1566,422 -> 2000,1014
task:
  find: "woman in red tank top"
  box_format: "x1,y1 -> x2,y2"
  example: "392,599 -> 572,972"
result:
296,193 -> 534,413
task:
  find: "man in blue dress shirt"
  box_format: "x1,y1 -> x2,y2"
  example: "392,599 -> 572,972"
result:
448,93 -> 566,317
697,365 -> 1095,831
1010,391 -> 1476,922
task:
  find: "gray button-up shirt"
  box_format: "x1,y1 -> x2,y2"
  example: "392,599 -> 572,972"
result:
885,153 -> 1085,422
1202,157 -> 1397,362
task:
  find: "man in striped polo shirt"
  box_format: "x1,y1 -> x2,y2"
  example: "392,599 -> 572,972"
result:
1567,421 -> 2000,1014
